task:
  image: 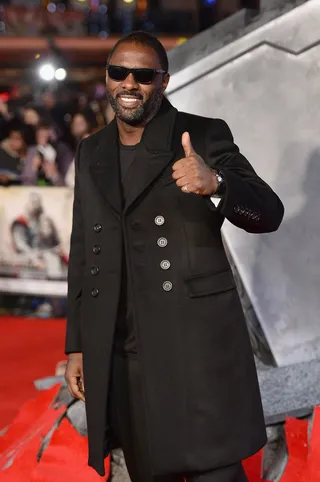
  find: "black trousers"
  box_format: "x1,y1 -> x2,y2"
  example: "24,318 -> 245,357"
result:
108,353 -> 248,482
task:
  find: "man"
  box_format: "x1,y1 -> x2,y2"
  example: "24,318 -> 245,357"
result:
65,32 -> 284,482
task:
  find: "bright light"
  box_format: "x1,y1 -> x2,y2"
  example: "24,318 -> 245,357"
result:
55,68 -> 67,81
123,0 -> 135,3
39,64 -> 55,81
47,2 -> 57,13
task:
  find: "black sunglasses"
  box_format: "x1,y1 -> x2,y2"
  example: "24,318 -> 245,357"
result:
106,64 -> 167,85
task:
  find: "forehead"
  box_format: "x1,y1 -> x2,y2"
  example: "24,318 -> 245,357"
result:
109,42 -> 161,69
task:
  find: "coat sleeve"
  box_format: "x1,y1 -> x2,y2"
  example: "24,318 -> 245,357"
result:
205,119 -> 284,233
65,140 -> 85,354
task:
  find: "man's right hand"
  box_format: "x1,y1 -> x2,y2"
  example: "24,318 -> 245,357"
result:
65,352 -> 85,402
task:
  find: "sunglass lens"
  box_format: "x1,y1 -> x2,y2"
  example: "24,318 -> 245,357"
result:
108,66 -> 127,81
108,66 -> 157,84
134,69 -> 155,84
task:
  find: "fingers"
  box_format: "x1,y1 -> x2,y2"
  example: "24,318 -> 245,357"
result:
181,132 -> 195,158
174,175 -> 189,188
172,174 -> 197,194
172,143 -> 202,194
80,371 -> 85,394
172,158 -> 185,172
172,153 -> 197,174
172,162 -> 193,191
67,375 -> 85,402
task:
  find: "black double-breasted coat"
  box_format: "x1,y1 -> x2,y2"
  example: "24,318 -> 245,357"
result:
65,99 -> 284,476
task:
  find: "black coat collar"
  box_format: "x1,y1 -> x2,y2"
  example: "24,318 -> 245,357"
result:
90,98 -> 178,217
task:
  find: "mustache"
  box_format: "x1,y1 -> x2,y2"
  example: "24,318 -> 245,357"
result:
116,91 -> 143,100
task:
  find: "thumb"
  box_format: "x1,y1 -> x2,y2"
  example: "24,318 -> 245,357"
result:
182,132 -> 195,157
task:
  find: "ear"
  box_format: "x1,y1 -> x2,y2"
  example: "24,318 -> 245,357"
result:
162,73 -> 170,92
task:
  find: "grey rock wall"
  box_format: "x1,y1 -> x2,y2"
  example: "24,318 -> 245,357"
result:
167,0 -> 309,75
167,0 -> 320,366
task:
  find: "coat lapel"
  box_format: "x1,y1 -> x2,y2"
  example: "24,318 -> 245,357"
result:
123,98 -> 178,213
89,119 -> 123,217
89,98 -> 178,216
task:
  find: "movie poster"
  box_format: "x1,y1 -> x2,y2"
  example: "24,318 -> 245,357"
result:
0,187 -> 73,295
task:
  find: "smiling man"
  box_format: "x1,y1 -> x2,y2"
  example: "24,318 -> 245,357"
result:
65,32 -> 284,482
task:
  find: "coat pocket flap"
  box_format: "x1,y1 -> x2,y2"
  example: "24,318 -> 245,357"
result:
185,270 -> 236,298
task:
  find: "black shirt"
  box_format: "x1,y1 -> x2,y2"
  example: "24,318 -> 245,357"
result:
119,143 -> 136,179
114,143 -> 138,355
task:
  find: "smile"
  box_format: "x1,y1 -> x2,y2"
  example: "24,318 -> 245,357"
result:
118,96 -> 141,108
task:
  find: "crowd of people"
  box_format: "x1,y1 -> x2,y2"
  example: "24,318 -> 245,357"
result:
0,85 -> 115,188
0,0 -> 198,37
0,83 -> 115,317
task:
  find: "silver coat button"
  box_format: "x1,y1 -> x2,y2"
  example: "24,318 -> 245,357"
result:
155,215 -> 165,226
160,260 -> 171,270
157,237 -> 168,248
163,281 -> 173,292
92,245 -> 101,255
94,223 -> 102,233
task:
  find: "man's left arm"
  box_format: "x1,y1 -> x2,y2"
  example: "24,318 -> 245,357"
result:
205,119 -> 284,233
172,120 -> 284,234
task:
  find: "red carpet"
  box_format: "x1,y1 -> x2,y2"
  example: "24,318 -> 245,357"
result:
2,315 -> 320,481
0,316 -> 66,429
0,385 -> 110,481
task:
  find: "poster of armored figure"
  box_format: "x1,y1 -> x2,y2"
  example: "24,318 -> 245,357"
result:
0,187 -> 73,295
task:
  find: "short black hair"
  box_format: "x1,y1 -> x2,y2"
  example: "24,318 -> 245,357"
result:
107,31 -> 169,73
4,118 -> 27,141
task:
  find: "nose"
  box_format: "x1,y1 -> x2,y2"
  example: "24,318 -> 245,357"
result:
121,72 -> 139,90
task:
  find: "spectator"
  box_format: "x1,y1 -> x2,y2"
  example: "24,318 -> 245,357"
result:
22,122 -> 64,186
0,99 -> 13,141
0,120 -> 26,185
70,112 -> 94,145
41,90 -> 69,132
65,112 -> 96,188
77,93 -> 90,113
48,124 -> 74,180
21,104 -> 43,145
22,104 -> 41,127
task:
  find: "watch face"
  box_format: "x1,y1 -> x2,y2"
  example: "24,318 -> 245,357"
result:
216,171 -> 226,195
217,174 -> 223,183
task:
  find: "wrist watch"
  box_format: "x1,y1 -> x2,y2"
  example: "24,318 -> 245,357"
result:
213,169 -> 226,197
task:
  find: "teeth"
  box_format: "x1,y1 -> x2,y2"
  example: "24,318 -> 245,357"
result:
121,97 -> 139,102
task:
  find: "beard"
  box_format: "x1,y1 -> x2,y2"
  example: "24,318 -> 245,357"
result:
106,86 -> 163,126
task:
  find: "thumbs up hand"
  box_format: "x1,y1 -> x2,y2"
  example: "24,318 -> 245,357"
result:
172,132 -> 219,196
